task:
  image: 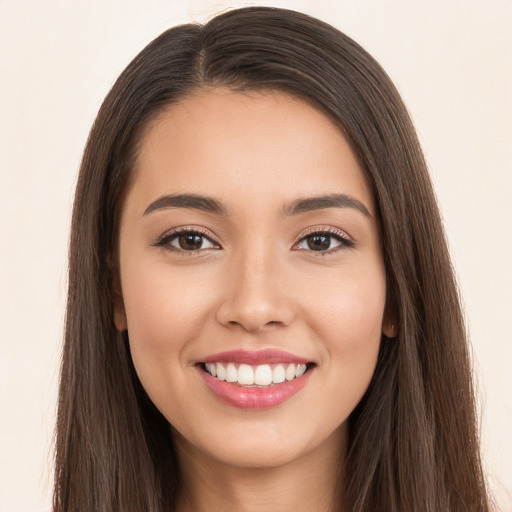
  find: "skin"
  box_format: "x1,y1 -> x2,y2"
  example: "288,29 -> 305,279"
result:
114,88 -> 394,512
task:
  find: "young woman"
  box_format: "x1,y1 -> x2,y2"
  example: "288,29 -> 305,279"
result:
54,6 -> 491,512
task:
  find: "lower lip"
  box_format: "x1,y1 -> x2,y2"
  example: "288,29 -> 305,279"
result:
198,367 -> 312,409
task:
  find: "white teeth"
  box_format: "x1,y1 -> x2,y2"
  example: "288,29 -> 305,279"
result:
205,362 -> 310,386
285,363 -> 296,381
254,364 -> 273,386
205,363 -> 216,377
216,362 -> 226,381
238,364 -> 255,385
272,364 -> 286,383
226,363 -> 238,383
296,363 -> 307,378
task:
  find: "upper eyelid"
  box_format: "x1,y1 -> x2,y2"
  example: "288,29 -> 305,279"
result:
163,226 -> 216,238
295,225 -> 352,241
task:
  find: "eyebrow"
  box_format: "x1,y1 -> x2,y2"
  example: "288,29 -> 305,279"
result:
143,194 -> 228,216
143,193 -> 371,218
282,194 -> 372,218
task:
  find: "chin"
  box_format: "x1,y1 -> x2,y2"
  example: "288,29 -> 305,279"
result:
173,417 -> 346,472
207,442 -> 308,470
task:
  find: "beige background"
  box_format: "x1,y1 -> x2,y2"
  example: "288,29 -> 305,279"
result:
0,1 -> 511,510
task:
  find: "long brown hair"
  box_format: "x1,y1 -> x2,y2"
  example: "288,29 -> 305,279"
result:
54,6 -> 490,511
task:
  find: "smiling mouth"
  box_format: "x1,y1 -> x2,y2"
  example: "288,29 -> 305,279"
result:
198,362 -> 315,387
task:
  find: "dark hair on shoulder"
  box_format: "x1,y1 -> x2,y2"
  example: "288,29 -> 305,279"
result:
54,6 -> 491,511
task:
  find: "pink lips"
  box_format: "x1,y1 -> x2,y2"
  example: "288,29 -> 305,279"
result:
197,349 -> 313,410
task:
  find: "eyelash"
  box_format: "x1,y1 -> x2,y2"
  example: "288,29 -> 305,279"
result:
293,227 -> 355,255
151,226 -> 220,254
152,226 -> 354,255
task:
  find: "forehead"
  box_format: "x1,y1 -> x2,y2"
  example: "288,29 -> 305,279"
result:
127,88 -> 374,215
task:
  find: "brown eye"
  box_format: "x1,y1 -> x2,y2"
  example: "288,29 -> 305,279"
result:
306,234 -> 331,251
295,230 -> 354,253
154,230 -> 218,252
177,233 -> 204,250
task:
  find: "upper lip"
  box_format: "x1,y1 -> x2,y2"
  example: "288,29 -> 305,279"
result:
199,349 -> 312,365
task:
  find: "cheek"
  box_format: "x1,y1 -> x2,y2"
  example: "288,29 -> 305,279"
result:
304,262 -> 386,388
122,254 -> 211,336
307,263 -> 386,343
120,259 -> 214,392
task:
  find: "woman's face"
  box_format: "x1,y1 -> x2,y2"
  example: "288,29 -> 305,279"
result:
115,89 -> 392,470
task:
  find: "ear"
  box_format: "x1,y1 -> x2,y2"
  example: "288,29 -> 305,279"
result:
382,301 -> 398,339
112,274 -> 128,332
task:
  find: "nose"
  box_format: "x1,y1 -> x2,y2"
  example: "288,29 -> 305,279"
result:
215,248 -> 296,333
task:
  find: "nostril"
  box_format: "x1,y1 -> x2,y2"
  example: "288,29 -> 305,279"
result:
225,319 -> 283,330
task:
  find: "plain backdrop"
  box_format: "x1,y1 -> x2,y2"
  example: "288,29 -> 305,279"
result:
0,1 -> 511,511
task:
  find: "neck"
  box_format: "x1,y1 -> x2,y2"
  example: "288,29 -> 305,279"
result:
174,428 -> 347,512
